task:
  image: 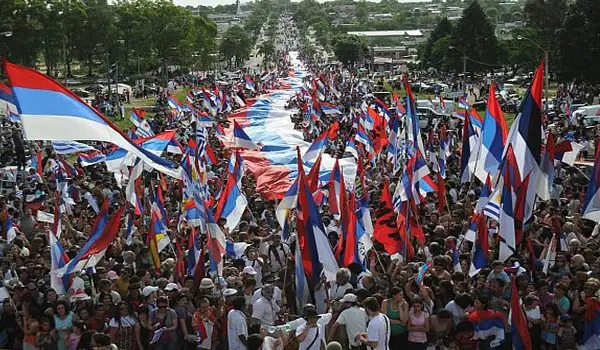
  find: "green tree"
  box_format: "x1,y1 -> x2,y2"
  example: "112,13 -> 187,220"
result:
331,34 -> 368,65
355,0 -> 368,24
421,17 -> 453,69
556,0 -> 600,82
220,25 -> 252,69
450,0 -> 499,73
257,40 -> 276,62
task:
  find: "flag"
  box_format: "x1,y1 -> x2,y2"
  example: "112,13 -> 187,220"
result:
78,151 -> 106,167
295,148 -> 339,283
583,146 -> 600,222
498,148 -> 517,262
458,97 -> 470,109
49,231 -> 70,295
355,126 -> 374,154
4,61 -> 178,178
0,82 -> 20,122
581,298 -> 600,350
225,240 -> 249,258
276,181 -> 298,240
206,205 -> 226,275
327,159 -> 342,219
125,159 -> 144,215
56,200 -> 123,276
321,102 -> 341,115
232,120 -> 261,150
469,213 -> 489,276
130,107 -> 154,138
52,141 -> 98,155
475,83 -> 508,182
303,129 -> 328,162
416,262 -> 430,285
214,156 -> 248,230
468,310 -> 505,348
31,151 -> 43,176
187,227 -> 201,276
295,233 -> 310,311
307,153 -> 323,193
503,61 -> 544,222
511,279 -> 532,350
459,110 -> 478,183
148,210 -> 162,271
3,215 -> 17,244
245,76 -> 256,92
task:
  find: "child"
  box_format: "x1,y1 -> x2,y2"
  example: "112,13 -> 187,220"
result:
454,321 -> 478,350
557,315 -> 577,350
67,321 -> 86,350
541,304 -> 559,350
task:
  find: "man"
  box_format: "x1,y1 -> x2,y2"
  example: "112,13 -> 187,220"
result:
251,284 -> 280,330
328,294 -> 368,350
358,297 -> 390,350
228,296 -> 248,350
267,234 -> 289,274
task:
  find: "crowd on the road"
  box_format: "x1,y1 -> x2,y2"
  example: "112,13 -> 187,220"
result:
5,14 -> 600,350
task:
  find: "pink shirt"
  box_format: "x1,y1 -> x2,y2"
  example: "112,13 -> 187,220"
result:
408,311 -> 427,344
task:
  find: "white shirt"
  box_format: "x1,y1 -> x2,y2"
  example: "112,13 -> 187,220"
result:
336,306 -> 368,346
329,282 -> 352,300
367,314 -> 390,350
444,300 -> 465,325
227,309 -> 248,350
296,323 -> 325,350
252,297 -> 279,326
109,315 -> 137,328
250,287 -> 282,306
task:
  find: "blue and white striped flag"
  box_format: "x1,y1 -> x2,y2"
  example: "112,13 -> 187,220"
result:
52,141 -> 98,155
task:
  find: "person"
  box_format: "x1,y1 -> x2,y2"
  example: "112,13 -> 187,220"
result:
329,293 -> 369,349
149,296 -> 178,350
407,297 -> 430,350
541,303 -> 560,350
228,296 -> 248,350
174,294 -> 194,349
251,284 -> 279,330
66,320 -> 85,350
191,297 -> 216,350
557,314 -> 577,350
54,300 -> 75,350
108,301 -> 142,350
380,287 -> 409,347
358,297 -> 390,350
296,307 -> 325,350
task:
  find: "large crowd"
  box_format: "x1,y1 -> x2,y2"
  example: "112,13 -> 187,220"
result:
3,15 -> 600,350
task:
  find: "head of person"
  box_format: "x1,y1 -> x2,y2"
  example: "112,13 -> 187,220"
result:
303,307 -> 319,325
232,296 -> 246,310
261,284 -> 275,301
336,268 -> 350,285
156,296 -> 169,310
363,296 -> 380,316
55,300 -> 69,317
411,296 -> 425,313
473,294 -> 489,311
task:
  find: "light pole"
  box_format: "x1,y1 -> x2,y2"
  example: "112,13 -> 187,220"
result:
517,35 -> 549,109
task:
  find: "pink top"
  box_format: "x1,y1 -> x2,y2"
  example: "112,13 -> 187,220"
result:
408,311 -> 427,344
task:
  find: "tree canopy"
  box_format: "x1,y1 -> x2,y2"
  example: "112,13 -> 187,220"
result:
332,34 -> 368,65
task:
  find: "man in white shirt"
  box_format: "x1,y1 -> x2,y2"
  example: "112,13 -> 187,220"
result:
227,297 -> 248,350
251,284 -> 280,328
296,308 -> 325,350
359,297 -> 390,350
328,294 -> 368,349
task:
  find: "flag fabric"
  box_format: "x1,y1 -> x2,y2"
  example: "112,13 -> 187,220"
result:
3,215 -> 17,244
232,120 -> 261,150
56,200 -> 123,276
503,61 -> 544,222
125,159 -> 144,215
49,231 -> 70,295
78,151 -> 106,166
475,83 -> 508,182
205,205 -> 226,275
31,151 -> 43,176
303,129 -> 328,162
416,262 -> 430,285
581,298 -> 600,350
186,227 -> 201,276
321,102 -> 342,115
4,61 -> 178,178
214,154 -> 248,231
225,240 -> 249,258
295,148 -> 339,283
511,279 -> 532,350
51,141 -> 98,155
583,146 -> 600,222
468,310 -> 506,348
498,148 -> 517,262
460,110 -> 478,183
469,213 -> 489,276
245,76 -> 256,92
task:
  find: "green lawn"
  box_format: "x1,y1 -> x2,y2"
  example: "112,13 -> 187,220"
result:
114,87 -> 191,131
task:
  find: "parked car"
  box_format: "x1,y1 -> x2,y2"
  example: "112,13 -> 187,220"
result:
71,87 -> 91,98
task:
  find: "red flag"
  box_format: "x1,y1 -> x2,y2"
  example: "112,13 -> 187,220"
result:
381,179 -> 392,209
511,279 -> 533,350
307,153 -> 322,193
335,167 -> 348,260
342,193 -> 358,267
328,121 -> 340,140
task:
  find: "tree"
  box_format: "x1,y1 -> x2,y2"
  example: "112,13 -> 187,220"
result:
556,0 -> 600,82
355,0 -> 368,24
331,34 -> 368,65
449,0 -> 499,73
524,0 -> 567,48
257,40 -> 276,62
220,25 -> 252,69
421,17 -> 453,69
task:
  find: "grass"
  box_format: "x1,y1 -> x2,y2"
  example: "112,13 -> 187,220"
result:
111,87 -> 191,132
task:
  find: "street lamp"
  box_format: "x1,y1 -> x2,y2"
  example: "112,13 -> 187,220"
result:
517,35 -> 549,110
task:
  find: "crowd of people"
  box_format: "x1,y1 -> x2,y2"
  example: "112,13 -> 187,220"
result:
4,14 -> 600,350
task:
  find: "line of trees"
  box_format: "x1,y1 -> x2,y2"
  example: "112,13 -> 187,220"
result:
0,0 -> 217,79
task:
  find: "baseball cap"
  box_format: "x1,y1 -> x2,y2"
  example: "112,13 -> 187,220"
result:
142,286 -> 159,297
164,283 -> 180,292
242,266 -> 257,275
341,293 -> 357,303
106,271 -> 118,280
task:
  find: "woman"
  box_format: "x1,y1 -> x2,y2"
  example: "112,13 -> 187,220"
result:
149,296 -> 178,350
54,300 -> 76,350
136,307 -> 152,349
381,287 -> 409,347
407,297 -> 430,350
108,301 -> 143,350
523,295 -> 542,350
174,294 -> 195,350
42,289 -> 58,313
192,298 -> 218,350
